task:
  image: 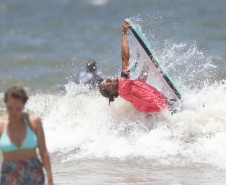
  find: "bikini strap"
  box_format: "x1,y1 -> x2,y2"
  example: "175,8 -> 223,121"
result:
22,113 -> 29,126
4,114 -> 29,130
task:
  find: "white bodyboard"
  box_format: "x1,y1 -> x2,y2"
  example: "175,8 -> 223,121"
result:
126,18 -> 181,101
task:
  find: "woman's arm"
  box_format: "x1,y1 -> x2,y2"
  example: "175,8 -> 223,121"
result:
35,116 -> 53,185
121,20 -> 132,70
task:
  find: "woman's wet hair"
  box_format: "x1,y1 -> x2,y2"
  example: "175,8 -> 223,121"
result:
4,86 -> 29,104
99,85 -> 118,105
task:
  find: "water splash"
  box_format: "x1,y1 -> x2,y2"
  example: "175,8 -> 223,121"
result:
18,80 -> 225,169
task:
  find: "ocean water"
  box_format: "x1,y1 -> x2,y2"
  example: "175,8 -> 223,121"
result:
0,0 -> 226,184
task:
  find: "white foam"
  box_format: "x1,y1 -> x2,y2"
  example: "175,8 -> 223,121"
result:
1,17 -> 224,171
23,18 -> 226,168
25,81 -> 226,169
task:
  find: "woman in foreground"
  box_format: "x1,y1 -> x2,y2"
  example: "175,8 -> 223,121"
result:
0,86 -> 53,185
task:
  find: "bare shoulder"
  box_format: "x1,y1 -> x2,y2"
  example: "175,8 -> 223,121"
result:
25,113 -> 43,131
28,114 -> 42,123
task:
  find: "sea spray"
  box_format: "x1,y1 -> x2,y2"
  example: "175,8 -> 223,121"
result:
22,17 -> 226,170
17,80 -> 225,170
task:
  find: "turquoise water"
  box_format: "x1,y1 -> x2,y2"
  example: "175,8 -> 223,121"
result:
0,0 -> 226,184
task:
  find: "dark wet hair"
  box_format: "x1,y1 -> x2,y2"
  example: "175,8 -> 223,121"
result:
4,86 -> 29,104
99,85 -> 118,105
86,60 -> 97,72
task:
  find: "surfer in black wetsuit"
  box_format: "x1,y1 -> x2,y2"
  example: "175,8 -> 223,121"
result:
75,60 -> 103,89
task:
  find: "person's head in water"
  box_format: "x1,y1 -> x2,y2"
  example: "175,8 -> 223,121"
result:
99,77 -> 119,105
86,60 -> 97,72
